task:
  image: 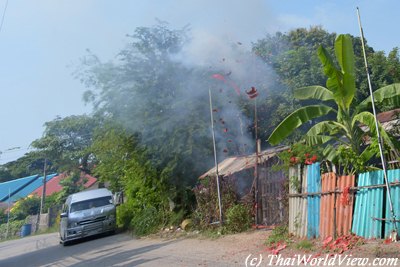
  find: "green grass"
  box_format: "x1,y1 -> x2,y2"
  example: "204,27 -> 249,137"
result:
265,225 -> 291,245
295,239 -> 314,251
33,224 -> 59,235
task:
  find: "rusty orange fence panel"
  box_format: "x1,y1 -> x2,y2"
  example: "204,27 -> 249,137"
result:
319,173 -> 335,239
336,175 -> 355,236
319,173 -> 355,239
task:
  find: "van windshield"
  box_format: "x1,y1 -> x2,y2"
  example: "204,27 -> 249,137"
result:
70,196 -> 113,212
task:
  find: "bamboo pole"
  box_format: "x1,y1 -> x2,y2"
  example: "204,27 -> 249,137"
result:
357,7 -> 398,237
208,89 -> 223,224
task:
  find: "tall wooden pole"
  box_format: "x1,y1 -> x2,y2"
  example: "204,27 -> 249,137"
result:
254,98 -> 259,225
209,89 -> 223,224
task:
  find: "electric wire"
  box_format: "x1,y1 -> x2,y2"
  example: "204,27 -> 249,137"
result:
0,0 -> 9,33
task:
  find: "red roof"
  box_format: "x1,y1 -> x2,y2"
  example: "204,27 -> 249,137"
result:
31,173 -> 97,197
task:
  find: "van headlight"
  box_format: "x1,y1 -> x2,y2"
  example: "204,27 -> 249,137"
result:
107,214 -> 115,221
68,222 -> 78,228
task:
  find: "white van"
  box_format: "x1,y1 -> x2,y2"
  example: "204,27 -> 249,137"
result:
59,188 -> 117,245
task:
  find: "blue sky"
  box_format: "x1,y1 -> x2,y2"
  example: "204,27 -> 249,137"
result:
0,0 -> 398,163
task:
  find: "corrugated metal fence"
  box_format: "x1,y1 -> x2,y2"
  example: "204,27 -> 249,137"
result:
352,171 -> 384,238
385,169 -> 400,237
319,173 -> 355,239
288,163 -> 400,239
288,165 -> 307,238
334,175 -> 355,237
307,163 -> 320,239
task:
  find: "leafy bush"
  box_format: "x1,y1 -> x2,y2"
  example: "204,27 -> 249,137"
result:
130,206 -> 164,236
10,196 -> 41,221
0,220 -> 25,241
265,225 -> 290,245
225,204 -> 252,233
193,176 -> 237,228
0,208 -> 7,225
276,143 -> 322,171
116,203 -> 132,230
336,145 -> 374,174
167,209 -> 185,227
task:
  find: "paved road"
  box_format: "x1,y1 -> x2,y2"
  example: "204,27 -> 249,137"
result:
0,232 -> 250,267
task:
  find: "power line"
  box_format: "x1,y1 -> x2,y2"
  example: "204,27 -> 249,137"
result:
0,0 -> 8,33
0,146 -> 31,163
0,146 -> 28,154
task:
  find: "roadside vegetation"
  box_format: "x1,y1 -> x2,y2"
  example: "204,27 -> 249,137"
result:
1,23 -> 400,237
268,34 -> 400,175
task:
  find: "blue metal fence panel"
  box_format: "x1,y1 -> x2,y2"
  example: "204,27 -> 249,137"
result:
385,169 -> 400,237
352,171 -> 384,238
307,162 -> 321,239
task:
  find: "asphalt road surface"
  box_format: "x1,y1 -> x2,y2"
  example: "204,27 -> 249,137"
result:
0,232 -> 253,267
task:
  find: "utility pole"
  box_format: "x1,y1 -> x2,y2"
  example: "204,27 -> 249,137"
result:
246,87 -> 259,225
254,97 -> 259,225
37,158 -> 47,232
6,188 -> 10,239
40,158 -> 47,215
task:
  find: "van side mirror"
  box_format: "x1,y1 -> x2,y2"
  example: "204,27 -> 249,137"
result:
113,191 -> 124,205
60,212 -> 68,218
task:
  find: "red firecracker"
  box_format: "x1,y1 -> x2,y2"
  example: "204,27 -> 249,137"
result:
246,86 -> 258,99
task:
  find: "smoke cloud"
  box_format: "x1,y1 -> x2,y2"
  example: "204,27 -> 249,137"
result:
169,23 -> 278,159
82,0 -> 282,171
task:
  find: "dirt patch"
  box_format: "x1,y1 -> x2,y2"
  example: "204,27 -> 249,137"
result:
144,228 -> 400,266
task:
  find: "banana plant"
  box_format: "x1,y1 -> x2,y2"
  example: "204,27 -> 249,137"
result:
268,34 -> 400,163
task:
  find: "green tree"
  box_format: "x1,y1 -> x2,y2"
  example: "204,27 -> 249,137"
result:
90,121 -> 169,233
387,48 -> 400,82
56,172 -> 86,204
253,27 -> 337,90
0,152 -> 53,181
30,115 -> 100,173
251,27 -> 338,143
0,165 -> 15,182
90,122 -> 139,193
77,22 -> 216,212
268,34 -> 400,171
367,48 -> 400,104
252,27 -> 400,143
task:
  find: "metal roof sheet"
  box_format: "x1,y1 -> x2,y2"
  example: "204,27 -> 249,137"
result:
199,146 -> 288,179
7,173 -> 57,203
377,108 -> 400,123
0,175 -> 39,202
31,173 -> 97,197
